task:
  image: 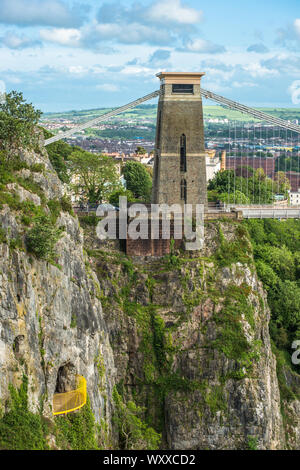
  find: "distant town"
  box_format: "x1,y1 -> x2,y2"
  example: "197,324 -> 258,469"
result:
41,103 -> 300,200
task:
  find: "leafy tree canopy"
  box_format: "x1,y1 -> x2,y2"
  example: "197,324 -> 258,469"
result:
69,150 -> 121,203
108,188 -> 135,207
136,146 -> 147,155
123,161 -> 152,202
0,91 -> 42,152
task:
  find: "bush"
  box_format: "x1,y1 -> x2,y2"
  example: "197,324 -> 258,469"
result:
0,227 -> 7,243
60,195 -> 73,215
112,387 -> 161,450
55,396 -> 99,450
25,215 -> 64,261
0,375 -> 49,450
79,214 -> 98,227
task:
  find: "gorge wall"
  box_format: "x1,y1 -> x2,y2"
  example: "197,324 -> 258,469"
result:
0,142 -> 299,449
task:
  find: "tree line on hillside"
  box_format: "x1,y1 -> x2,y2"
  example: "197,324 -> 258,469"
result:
208,168 -> 290,204
245,219 -> 300,399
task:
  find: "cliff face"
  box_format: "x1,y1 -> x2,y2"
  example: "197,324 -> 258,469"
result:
88,223 -> 286,450
0,145 -> 116,445
0,142 -> 299,449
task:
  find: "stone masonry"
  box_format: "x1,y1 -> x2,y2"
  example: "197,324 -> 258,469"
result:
152,72 -> 208,208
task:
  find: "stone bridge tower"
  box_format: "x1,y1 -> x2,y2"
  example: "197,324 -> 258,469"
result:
152,72 -> 207,208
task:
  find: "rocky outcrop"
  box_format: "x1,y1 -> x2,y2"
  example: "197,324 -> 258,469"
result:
0,146 -> 116,442
86,222 -> 293,450
0,141 -> 299,449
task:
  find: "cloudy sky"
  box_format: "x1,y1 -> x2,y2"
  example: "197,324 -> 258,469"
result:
0,0 -> 299,112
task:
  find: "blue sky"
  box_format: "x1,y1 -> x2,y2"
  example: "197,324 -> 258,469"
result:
0,0 -> 299,112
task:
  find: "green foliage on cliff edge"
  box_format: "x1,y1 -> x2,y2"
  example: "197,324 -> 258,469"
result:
0,375 -> 109,450
245,219 -> 300,405
55,396 -> 99,450
245,219 -> 300,350
0,91 -> 42,152
0,375 -> 49,450
214,223 -> 253,267
112,387 -> 161,450
25,215 -> 64,261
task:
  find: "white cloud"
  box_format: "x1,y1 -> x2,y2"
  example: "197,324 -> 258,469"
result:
243,62 -> 278,78
119,65 -> 154,76
247,43 -> 269,54
185,38 -> 225,54
232,81 -> 258,88
294,19 -> 300,37
0,31 -> 40,49
148,0 -> 202,25
68,65 -> 85,74
0,80 -> 6,103
0,0 -> 87,27
91,22 -> 172,46
40,28 -> 81,47
261,54 -> 300,76
96,83 -> 120,92
288,80 -> 300,104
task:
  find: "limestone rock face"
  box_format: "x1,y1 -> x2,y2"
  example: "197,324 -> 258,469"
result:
0,213 -> 115,424
0,141 -> 299,450
0,146 -> 116,435
163,261 -> 283,450
88,223 -> 299,450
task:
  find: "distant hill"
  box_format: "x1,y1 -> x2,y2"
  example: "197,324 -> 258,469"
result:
42,104 -> 300,123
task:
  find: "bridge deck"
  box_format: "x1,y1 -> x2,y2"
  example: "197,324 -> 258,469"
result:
228,205 -> 300,219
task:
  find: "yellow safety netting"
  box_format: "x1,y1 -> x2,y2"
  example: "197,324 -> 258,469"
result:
52,375 -> 87,416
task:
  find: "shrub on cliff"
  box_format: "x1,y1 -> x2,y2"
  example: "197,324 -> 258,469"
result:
25,215 -> 64,261
112,387 -> 161,450
0,375 -> 49,450
0,91 -> 42,152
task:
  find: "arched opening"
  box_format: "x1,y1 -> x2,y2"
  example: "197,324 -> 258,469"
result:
55,362 -> 77,393
180,179 -> 187,204
180,134 -> 186,172
13,335 -> 25,360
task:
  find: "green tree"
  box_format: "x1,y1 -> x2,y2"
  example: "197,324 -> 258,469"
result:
274,171 -> 291,194
208,170 -> 235,193
25,215 -> 64,261
136,146 -> 147,155
108,188 -> 135,206
255,244 -> 295,280
42,132 -> 76,183
123,161 -> 152,202
69,150 -> 121,203
218,190 -> 250,204
270,280 -> 300,330
255,168 -> 266,181
245,218 -> 300,361
0,91 -> 42,152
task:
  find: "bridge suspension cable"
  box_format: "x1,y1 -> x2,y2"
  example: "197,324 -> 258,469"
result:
44,86 -> 300,147
200,88 -> 300,134
44,89 -> 160,146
